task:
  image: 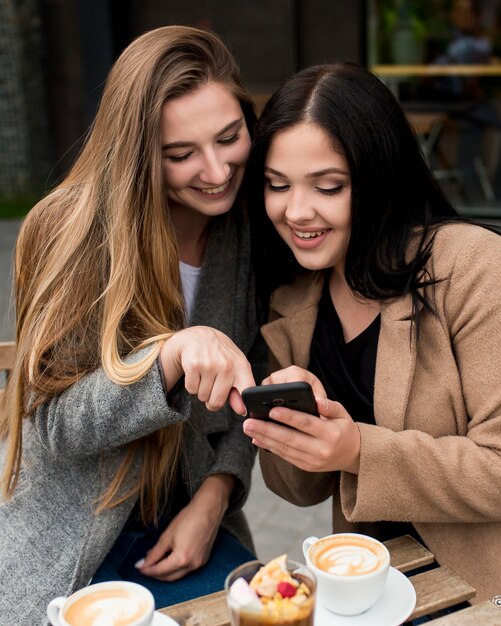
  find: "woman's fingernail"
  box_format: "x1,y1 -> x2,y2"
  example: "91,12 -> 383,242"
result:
135,558 -> 145,569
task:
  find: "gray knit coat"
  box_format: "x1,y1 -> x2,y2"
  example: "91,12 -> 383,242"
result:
0,213 -> 262,626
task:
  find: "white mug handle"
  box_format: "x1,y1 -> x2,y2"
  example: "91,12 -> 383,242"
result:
302,536 -> 319,561
47,596 -> 67,626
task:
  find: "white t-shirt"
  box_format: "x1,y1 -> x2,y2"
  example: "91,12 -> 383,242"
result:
180,260 -> 202,323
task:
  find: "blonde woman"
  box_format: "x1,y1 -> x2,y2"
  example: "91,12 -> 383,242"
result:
0,26 -> 262,624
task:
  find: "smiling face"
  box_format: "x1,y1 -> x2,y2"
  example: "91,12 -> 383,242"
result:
160,81 -> 251,226
264,122 -> 352,274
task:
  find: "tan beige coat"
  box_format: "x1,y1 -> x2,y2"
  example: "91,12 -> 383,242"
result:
259,223 -> 501,603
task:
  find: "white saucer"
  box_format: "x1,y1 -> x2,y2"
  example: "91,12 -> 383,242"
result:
314,566 -> 416,626
153,611 -> 180,626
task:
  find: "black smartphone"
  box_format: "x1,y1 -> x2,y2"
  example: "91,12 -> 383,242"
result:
242,381 -> 319,420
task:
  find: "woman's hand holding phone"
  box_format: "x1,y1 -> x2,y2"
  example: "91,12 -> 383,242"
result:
263,366 -> 328,399
242,366 -> 361,475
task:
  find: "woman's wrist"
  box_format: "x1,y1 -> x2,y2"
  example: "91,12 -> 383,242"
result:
193,473 -> 236,519
343,423 -> 361,475
158,334 -> 184,393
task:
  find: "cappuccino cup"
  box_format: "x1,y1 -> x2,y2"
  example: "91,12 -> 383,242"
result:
302,533 -> 390,616
47,580 -> 155,626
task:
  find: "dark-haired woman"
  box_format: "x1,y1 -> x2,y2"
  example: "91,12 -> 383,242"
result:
243,62 -> 501,605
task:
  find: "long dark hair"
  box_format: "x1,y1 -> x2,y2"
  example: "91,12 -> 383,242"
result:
249,62 -> 461,321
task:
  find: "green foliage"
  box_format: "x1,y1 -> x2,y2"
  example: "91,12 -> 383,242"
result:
0,195 -> 38,219
375,0 -> 454,63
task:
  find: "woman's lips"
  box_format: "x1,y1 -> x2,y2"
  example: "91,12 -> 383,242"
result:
192,174 -> 234,200
290,228 -> 330,247
293,229 -> 326,239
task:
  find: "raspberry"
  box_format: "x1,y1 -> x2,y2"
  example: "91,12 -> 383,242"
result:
277,582 -> 297,598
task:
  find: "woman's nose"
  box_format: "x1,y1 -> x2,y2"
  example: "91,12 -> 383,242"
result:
199,151 -> 231,185
285,189 -> 315,222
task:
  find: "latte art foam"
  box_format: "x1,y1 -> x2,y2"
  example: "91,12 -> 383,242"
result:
310,536 -> 387,576
65,589 -> 150,626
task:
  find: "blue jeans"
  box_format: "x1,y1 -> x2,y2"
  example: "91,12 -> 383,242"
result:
91,526 -> 255,608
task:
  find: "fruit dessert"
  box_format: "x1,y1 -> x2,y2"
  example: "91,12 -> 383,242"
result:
228,555 -> 314,625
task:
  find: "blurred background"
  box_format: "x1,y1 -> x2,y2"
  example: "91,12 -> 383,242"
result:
2,0 -> 501,561
5,0 -> 501,218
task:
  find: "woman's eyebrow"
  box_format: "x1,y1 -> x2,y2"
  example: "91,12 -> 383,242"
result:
264,167 -> 286,177
306,167 -> 349,177
162,117 -> 244,151
264,166 -> 349,177
216,117 -> 244,136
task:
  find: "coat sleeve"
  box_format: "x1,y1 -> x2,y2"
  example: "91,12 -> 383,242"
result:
33,347 -> 189,458
259,448 -> 338,507
341,227 -> 501,523
258,289 -> 338,507
181,334 -> 267,514
203,406 -> 257,513
204,325 -> 271,512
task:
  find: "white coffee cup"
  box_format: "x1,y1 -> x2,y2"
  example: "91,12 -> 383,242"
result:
302,532 -> 390,616
47,580 -> 155,626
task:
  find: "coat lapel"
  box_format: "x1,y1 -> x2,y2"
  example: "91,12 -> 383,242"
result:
262,272 -> 418,433
191,214 -> 237,336
262,307 -> 319,369
374,294 -> 417,431
261,272 -> 324,369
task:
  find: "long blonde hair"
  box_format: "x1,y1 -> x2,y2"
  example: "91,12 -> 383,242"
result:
1,26 -> 255,523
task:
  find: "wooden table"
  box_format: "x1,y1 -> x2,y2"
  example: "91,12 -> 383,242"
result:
159,535 -> 501,625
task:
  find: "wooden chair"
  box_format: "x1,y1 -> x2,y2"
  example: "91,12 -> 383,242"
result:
0,342 -> 16,405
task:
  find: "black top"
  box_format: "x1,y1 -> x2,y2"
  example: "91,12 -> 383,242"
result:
309,279 -> 380,423
308,278 -> 420,543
